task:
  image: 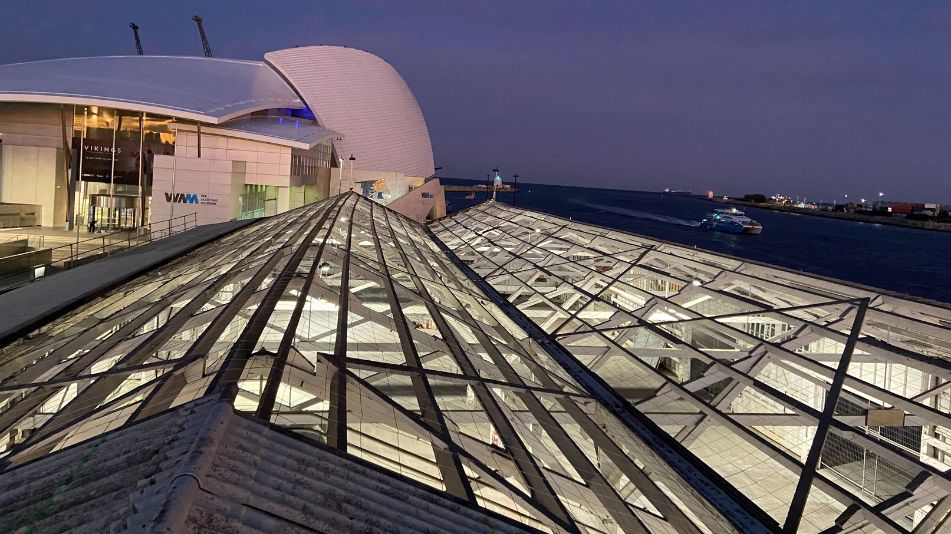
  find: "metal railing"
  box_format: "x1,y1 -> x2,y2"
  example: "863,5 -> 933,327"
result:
0,212 -> 198,290
144,212 -> 199,242
0,233 -> 45,249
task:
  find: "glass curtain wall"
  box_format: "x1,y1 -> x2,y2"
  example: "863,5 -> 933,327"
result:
238,184 -> 278,219
71,106 -> 174,230
289,140 -> 334,210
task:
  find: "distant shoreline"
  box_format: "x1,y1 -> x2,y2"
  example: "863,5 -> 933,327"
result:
714,199 -> 951,232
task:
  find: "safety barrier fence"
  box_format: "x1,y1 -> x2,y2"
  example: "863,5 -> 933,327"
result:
0,212 -> 198,291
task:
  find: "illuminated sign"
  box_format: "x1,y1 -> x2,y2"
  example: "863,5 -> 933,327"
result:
83,143 -> 123,155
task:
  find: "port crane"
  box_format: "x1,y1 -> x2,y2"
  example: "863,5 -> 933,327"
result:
129,23 -> 144,55
192,15 -> 213,57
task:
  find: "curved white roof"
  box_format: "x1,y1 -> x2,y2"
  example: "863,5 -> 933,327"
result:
265,46 -> 435,178
173,116 -> 340,150
0,56 -> 303,123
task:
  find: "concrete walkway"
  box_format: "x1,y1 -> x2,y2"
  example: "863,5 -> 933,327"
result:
0,219 -> 256,345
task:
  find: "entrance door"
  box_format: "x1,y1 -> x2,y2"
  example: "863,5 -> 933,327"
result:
89,195 -> 139,230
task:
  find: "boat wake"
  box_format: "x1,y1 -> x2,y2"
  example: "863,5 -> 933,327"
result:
572,201 -> 701,227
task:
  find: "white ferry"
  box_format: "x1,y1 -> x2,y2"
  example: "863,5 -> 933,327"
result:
701,208 -> 763,235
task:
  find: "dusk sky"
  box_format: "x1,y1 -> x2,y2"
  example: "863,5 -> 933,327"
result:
2,1 -> 950,201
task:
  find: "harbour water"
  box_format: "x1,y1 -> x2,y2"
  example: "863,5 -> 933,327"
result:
442,179 -> 951,304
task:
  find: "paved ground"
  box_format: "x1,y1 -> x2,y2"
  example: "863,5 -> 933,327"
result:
0,219 -> 256,345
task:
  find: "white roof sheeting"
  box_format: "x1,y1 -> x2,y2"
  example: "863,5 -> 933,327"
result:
0,56 -> 303,123
266,46 -> 435,178
174,116 -> 340,149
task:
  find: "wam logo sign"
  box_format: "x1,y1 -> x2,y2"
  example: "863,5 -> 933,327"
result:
165,193 -> 199,204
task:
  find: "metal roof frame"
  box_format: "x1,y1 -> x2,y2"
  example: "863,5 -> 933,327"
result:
0,194 -> 782,533
432,201 -> 951,533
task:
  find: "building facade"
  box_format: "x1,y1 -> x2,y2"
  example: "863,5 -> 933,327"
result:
0,47 -> 446,229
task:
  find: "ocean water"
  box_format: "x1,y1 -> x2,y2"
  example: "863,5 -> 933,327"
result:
442,179 -> 951,304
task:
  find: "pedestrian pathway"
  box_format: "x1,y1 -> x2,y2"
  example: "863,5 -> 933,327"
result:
0,219 -> 255,345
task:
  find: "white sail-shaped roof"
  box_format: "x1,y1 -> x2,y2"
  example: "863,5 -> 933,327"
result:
0,56 -> 304,123
266,46 -> 435,177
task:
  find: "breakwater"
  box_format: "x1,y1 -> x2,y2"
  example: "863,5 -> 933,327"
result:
715,199 -> 951,232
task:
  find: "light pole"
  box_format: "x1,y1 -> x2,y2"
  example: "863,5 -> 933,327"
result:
336,156 -> 344,195
348,154 -> 356,194
137,112 -> 145,227
108,113 -> 119,230
512,173 -> 519,206
76,108 -> 87,247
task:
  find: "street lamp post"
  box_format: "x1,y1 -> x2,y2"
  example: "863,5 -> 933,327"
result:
348,154 -> 356,194
512,173 -> 519,206
336,156 -> 344,195
108,113 -> 119,231
75,108 -> 87,247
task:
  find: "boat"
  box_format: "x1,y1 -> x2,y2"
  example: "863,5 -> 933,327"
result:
701,208 -> 763,234
662,187 -> 693,196
464,192 -> 476,200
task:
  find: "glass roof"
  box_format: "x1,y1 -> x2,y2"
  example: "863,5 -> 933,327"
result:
432,201 -> 951,534
0,193 -> 788,533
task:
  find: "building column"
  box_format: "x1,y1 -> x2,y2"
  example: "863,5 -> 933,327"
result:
277,186 -> 290,214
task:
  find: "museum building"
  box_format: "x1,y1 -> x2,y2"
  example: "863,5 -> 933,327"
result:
0,46 -> 445,229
